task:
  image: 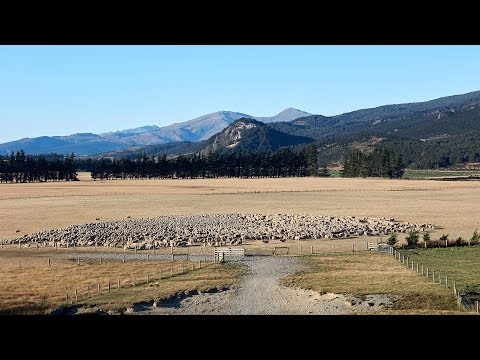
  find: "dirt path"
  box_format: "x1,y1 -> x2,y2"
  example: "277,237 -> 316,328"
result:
127,256 -> 392,315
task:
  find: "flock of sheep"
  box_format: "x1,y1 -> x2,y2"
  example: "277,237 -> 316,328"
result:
7,213 -> 434,249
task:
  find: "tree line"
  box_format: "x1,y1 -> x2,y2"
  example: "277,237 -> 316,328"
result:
341,148 -> 404,178
78,145 -> 331,180
0,150 -> 77,183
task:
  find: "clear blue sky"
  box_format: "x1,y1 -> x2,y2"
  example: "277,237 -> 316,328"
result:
1,45 -> 480,143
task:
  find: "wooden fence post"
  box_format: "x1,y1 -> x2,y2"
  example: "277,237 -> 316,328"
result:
198,260 -> 201,269
416,262 -> 419,272
445,276 -> 448,288
365,241 -> 368,250
426,267 -> 429,277
75,289 -> 78,302
117,279 -> 120,290
192,262 -> 195,271
97,283 -> 100,295
108,281 -> 110,293
421,264 -> 424,275
48,258 -> 51,267
311,245 -> 313,255
432,270 -> 435,282
352,244 -> 355,252
100,257 -> 102,265
453,282 -> 456,295
66,292 -> 69,303
476,301 -> 479,314
333,244 -> 336,252
77,258 -> 80,265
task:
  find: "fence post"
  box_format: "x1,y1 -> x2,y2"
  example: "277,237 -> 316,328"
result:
48,258 -> 51,267
333,244 -> 336,252
445,276 -> 448,288
432,270 -> 435,282
421,264 -> 423,275
108,281 -> 110,293
123,255 -> 126,263
416,262 -> 419,272
426,267 -> 429,277
424,241 -> 427,249
365,241 -> 368,250
75,289 -> 78,302
192,262 -> 195,271
97,283 -> 100,295
352,244 -> 355,252
411,260 -> 414,270
66,292 -> 69,304
100,257 -> 102,265
132,276 -> 135,287
198,260 -> 201,269
453,282 -> 456,295
117,279 -> 120,290
311,245 -> 313,255
300,245 -> 302,255
77,258 -> 80,265
18,240 -> 21,249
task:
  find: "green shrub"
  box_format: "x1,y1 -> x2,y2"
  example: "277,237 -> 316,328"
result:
423,232 -> 431,243
387,233 -> 398,246
405,231 -> 419,248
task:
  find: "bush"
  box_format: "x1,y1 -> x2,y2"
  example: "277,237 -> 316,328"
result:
439,234 -> 449,241
470,229 -> 480,245
423,232 -> 431,243
387,233 -> 398,246
405,231 -> 419,248
454,237 -> 467,247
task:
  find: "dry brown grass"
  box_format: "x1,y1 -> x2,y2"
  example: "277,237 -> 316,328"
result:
82,263 -> 246,312
0,248 -> 231,314
1,177 -> 480,244
282,252 -> 461,314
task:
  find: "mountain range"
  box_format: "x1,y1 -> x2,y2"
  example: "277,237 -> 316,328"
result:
2,90 -> 480,169
0,108 -> 310,156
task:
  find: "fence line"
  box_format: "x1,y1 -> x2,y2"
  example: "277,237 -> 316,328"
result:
389,246 -> 478,314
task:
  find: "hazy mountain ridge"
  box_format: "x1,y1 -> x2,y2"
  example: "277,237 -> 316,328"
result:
0,108 -> 310,155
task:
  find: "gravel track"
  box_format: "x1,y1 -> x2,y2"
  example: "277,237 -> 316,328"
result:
127,256 -> 392,315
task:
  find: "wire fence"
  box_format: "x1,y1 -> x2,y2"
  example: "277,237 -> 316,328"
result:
390,246 -> 479,314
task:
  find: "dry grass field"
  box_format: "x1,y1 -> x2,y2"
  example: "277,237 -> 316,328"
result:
0,247 -> 242,314
1,175 -> 479,244
1,175 -> 479,314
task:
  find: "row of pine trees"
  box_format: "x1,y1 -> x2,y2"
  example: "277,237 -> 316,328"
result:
84,146 -> 330,180
0,150 -> 77,183
0,146 -> 405,183
341,148 -> 404,178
